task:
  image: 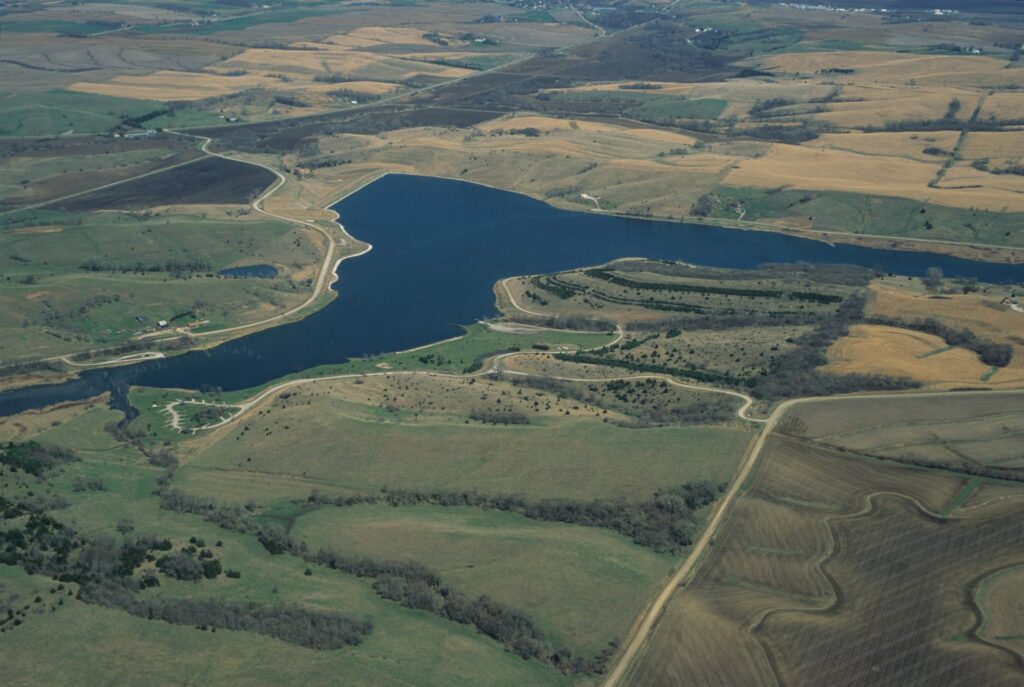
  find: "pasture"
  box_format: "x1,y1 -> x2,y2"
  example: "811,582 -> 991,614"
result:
291,503 -> 673,656
0,91 -> 162,137
0,210 -> 318,359
177,406 -> 750,501
0,405 -> 568,687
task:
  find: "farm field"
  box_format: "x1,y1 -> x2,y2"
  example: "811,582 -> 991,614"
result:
0,134 -> 205,211
48,156 -> 276,211
629,391 -> 1024,686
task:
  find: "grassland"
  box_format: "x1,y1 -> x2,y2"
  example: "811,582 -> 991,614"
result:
0,209 -> 320,359
629,392 -> 1024,686
0,134 -> 205,210
0,311 -> 754,685
0,402 -> 571,687
290,503 -> 673,656
823,278 -> 1024,390
0,91 -> 163,137
787,392 -> 1024,476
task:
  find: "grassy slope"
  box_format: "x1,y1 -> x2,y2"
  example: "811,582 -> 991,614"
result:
0,211 -> 318,358
179,414 -> 750,501
292,504 -> 674,656
708,186 -> 1024,247
0,407 -> 571,687
0,91 -> 162,137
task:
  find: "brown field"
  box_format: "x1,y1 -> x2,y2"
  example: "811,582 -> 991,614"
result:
977,565 -> 1024,660
979,91 -> 1024,121
868,280 -> 1024,370
827,278 -> 1024,390
630,392 -> 1024,687
0,135 -> 205,210
0,34 -> 239,92
825,324 -> 1021,389
806,131 -> 962,163
213,45 -> 474,81
787,392 -> 1024,474
344,26 -> 440,46
724,143 -> 1024,213
960,132 -> 1024,163
940,165 -> 1024,197
752,51 -> 1024,89
67,71 -> 310,101
812,85 -> 981,129
311,117 -> 736,217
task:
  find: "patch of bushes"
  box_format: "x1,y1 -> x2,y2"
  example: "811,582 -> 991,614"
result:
0,442 -> 78,476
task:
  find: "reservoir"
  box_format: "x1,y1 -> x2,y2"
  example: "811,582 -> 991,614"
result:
2,174 -> 1021,417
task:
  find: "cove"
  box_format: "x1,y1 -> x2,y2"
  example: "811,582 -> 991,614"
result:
2,174 -> 1021,417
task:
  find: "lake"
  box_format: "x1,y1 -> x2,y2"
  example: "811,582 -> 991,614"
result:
2,174 -> 1020,417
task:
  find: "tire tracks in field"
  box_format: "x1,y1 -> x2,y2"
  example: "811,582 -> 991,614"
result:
602,387 -> 1024,687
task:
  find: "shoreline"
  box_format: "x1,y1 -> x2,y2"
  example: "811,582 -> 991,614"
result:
5,167 -> 1022,380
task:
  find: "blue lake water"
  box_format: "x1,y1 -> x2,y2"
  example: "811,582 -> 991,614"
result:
2,174 -> 1021,417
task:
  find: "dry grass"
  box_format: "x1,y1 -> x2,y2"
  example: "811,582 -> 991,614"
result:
632,391 -> 1024,686
215,45 -> 474,80
869,281 -> 1024,350
345,26 -> 438,46
828,277 -> 1024,390
806,131 -> 961,162
724,143 -> 1024,212
979,91 -> 1024,120
68,71 -> 302,101
960,131 -> 1024,162
313,118 -> 734,217
825,324 -> 1011,389
813,85 -> 981,128
631,431 -> 989,686
784,392 -> 1024,472
753,51 -> 1023,89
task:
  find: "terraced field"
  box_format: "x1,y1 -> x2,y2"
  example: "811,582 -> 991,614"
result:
628,391 -> 1024,686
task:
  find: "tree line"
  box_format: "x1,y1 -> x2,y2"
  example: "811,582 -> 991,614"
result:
306,481 -> 724,554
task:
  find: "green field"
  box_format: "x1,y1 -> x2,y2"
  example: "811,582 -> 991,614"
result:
1,20 -> 119,35
0,91 -> 163,137
176,410 -> 750,500
129,322 -> 615,419
708,185 -> 1024,247
0,409 -> 570,687
143,107 -> 239,129
0,211 -> 318,359
550,91 -> 729,122
292,503 -> 673,655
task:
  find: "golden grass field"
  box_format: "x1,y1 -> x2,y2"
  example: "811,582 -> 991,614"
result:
754,51 -> 1023,89
825,324 -> 1015,388
64,23 -> 491,103
724,143 -> 1024,212
805,131 -> 962,162
823,280 -> 1024,389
